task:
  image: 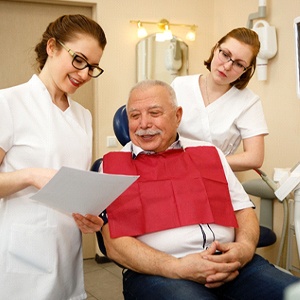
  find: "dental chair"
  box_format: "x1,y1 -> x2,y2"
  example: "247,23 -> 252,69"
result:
92,104 -> 284,261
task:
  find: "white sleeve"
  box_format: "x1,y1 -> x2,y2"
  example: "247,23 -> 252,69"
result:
0,94 -> 13,152
237,93 -> 269,139
216,147 -> 254,211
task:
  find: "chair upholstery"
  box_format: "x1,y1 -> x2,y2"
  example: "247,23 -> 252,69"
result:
113,105 -> 130,146
90,158 -> 103,172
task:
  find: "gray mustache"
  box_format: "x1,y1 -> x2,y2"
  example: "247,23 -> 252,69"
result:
135,129 -> 162,136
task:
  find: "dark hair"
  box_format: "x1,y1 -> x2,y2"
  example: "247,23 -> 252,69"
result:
34,14 -> 107,71
204,27 -> 260,90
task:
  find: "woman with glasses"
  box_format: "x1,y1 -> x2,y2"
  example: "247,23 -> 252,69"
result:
171,27 -> 268,172
0,14 -> 106,300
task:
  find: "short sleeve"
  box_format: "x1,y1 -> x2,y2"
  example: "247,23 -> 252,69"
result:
216,147 -> 255,211
237,98 -> 269,139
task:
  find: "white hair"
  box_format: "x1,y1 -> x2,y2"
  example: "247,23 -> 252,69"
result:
127,79 -> 178,109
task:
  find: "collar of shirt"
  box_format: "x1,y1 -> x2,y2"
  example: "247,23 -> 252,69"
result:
131,133 -> 182,159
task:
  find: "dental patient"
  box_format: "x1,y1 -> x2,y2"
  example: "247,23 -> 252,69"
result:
74,80 -> 299,300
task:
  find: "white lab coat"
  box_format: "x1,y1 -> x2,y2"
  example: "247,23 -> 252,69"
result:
171,74 -> 269,156
0,75 -> 92,300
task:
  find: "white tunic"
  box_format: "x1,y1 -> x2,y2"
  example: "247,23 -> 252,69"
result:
171,74 -> 269,156
0,75 -> 92,300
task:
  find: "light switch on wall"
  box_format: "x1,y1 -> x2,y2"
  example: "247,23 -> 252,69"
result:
106,136 -> 118,148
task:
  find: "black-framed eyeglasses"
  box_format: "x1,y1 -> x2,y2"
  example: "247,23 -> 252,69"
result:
57,40 -> 104,78
218,48 -> 250,73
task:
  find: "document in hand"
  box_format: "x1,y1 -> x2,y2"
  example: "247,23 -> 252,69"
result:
30,167 -> 139,215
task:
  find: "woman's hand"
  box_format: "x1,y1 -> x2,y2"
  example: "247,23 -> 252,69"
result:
27,168 -> 58,190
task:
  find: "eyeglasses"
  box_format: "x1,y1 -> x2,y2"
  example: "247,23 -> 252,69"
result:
218,48 -> 250,73
57,40 -> 104,78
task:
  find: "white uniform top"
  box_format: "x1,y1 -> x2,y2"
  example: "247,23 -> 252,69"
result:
171,74 -> 269,156
122,138 -> 254,258
0,75 -> 92,300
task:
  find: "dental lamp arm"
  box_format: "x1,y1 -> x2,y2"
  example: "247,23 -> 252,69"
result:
247,0 -> 266,28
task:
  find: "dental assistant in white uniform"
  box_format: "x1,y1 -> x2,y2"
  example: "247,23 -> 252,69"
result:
0,14 -> 106,300
171,27 -> 268,172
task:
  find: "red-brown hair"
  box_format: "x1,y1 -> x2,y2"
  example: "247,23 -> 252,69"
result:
204,27 -> 260,89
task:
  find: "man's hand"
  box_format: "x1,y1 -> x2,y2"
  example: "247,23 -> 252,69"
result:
177,241 -> 240,287
207,240 -> 254,267
73,213 -> 103,234
201,240 -> 254,287
103,225 -> 241,287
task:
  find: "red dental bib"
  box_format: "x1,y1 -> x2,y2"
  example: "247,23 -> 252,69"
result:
104,146 -> 238,238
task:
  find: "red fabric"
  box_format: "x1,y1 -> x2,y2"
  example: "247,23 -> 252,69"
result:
104,146 -> 238,238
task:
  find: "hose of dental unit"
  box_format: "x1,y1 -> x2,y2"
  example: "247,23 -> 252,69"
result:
254,168 -> 289,266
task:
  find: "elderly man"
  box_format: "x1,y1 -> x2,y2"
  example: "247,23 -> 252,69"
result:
74,80 -> 298,300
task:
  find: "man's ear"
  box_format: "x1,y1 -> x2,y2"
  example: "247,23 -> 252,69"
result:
175,106 -> 183,127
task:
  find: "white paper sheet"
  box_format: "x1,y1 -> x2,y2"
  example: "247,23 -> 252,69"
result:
30,166 -> 139,215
